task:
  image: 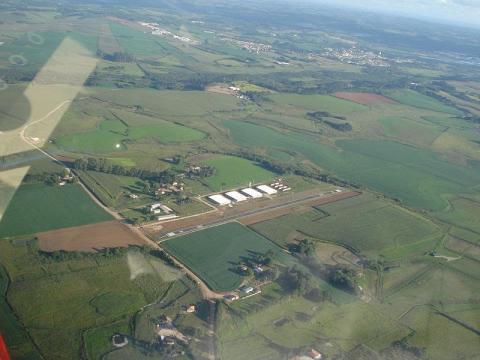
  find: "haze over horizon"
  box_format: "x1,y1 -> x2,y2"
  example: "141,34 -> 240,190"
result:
314,0 -> 480,29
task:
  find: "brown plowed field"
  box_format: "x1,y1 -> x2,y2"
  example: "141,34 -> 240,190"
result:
334,92 -> 397,105
38,220 -> 148,252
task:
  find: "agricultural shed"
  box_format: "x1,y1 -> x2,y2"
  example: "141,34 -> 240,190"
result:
225,191 -> 248,202
208,194 -> 232,205
256,184 -> 278,195
241,188 -> 263,198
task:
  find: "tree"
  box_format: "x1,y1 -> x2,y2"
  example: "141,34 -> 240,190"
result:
282,266 -> 313,295
328,266 -> 358,292
297,239 -> 315,256
143,182 -> 152,195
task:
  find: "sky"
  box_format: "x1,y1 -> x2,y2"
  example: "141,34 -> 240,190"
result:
316,0 -> 480,28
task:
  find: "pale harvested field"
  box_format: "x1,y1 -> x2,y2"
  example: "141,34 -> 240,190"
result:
38,220 -> 147,252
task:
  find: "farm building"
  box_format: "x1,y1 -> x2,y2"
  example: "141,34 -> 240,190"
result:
157,214 -> 178,221
239,285 -> 254,294
150,203 -> 162,212
152,209 -> 162,215
160,204 -> 173,213
256,184 -> 278,195
307,349 -> 323,359
241,188 -> 263,198
208,194 -> 232,206
185,304 -> 196,313
253,265 -> 264,274
225,191 -> 248,202
224,294 -> 239,301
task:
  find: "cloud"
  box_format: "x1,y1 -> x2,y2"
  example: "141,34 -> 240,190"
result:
315,0 -> 480,28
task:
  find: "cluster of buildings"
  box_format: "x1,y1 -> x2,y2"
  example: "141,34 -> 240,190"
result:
155,181 -> 184,196
222,37 -> 272,54
227,85 -> 250,100
138,22 -> 198,44
148,203 -> 178,221
208,183 -> 287,206
320,47 -> 390,67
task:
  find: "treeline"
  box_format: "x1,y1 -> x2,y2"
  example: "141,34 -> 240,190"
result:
96,50 -> 135,62
307,111 -> 352,132
73,157 -> 176,183
38,246 -> 146,262
323,120 -> 352,132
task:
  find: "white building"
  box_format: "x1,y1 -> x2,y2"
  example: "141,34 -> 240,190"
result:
256,184 -> 278,195
150,203 -> 162,212
160,204 -> 173,213
208,194 -> 232,206
225,191 -> 248,202
157,214 -> 178,221
241,188 -> 263,198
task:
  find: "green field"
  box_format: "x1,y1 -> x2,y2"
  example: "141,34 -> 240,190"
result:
384,89 -> 463,116
57,117 -> 205,154
0,241 -> 173,360
109,22 -> 186,60
403,305 -> 480,360
0,265 -> 41,360
0,184 -> 112,237
89,88 -> 241,117
436,198 -> 480,235
224,120 -> 480,211
269,93 -> 366,115
163,222 -> 288,291
83,320 -> 131,360
78,170 -> 148,209
378,115 -> 445,145
217,287 -> 409,360
201,155 -> 276,191
251,193 -> 441,258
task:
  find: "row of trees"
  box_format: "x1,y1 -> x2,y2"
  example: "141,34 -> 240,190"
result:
73,157 -> 177,183
96,50 -> 135,63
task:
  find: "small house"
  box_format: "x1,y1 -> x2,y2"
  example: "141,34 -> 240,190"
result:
307,349 -> 322,359
253,265 -> 264,274
239,286 -> 254,294
186,304 -> 196,313
224,294 -> 239,301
